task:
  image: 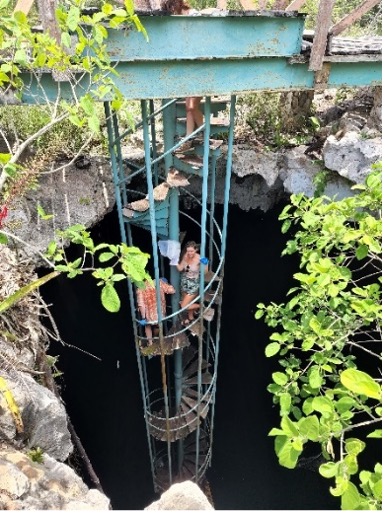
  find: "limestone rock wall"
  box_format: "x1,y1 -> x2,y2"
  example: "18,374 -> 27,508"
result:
0,247 -> 110,510
0,446 -> 110,510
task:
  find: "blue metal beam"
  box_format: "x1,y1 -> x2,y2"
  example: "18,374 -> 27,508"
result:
15,14 -> 381,103
105,14 -> 305,61
19,57 -> 380,103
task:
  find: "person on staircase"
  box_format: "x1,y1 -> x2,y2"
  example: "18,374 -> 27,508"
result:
173,241 -> 208,325
136,278 -> 175,345
161,0 -> 203,153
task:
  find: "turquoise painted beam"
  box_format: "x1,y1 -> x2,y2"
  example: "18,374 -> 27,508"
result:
14,14 -> 381,103
328,61 -> 382,88
19,57 -> 380,103
105,13 -> 305,61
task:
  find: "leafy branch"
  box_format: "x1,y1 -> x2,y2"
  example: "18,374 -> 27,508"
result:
256,165 -> 382,510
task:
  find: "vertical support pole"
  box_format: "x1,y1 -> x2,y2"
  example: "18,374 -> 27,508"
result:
141,100 -> 173,487
112,109 -> 128,206
104,101 -> 157,490
209,95 -> 236,465
194,96 -> 211,480
162,99 -> 184,474
221,95 -> 236,258
149,100 -> 159,186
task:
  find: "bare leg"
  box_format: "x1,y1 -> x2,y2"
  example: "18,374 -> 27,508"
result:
191,97 -> 203,128
180,293 -> 198,321
144,324 -> 153,345
185,97 -> 203,136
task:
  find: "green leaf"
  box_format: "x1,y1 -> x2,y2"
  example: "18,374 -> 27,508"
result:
268,427 -> 285,436
0,152 -> 11,164
340,369 -> 381,400
282,219 -> 291,233
265,342 -> 280,357
345,438 -> 365,456
281,415 -> 299,437
88,114 -> 100,134
66,5 -> 80,31
335,396 -> 356,413
341,481 -> 361,510
274,435 -> 301,469
101,284 -> 120,313
355,244 -> 368,260
298,415 -> 319,441
312,396 -> 334,417
309,366 -> 322,389
255,309 -> 264,320
367,429 -> 382,438
272,372 -> 288,386
280,392 -> 291,414
99,252 -> 115,263
0,233 -> 8,244
319,461 -> 338,478
61,32 -> 71,48
0,271 -> 60,314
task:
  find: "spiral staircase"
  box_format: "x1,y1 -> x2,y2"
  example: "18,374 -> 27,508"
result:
106,95 -> 233,493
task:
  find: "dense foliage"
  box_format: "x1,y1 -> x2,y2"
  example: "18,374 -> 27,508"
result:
256,165 -> 382,510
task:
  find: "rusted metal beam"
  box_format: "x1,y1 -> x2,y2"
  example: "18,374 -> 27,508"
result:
309,0 -> 335,71
329,0 -> 381,36
285,0 -> 307,11
13,0 -> 35,14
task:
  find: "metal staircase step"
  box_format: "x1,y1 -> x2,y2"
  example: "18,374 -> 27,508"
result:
182,346 -> 198,369
184,358 -> 211,379
172,155 -> 204,177
181,460 -> 195,477
179,403 -> 199,432
166,168 -> 190,187
203,307 -> 215,322
187,321 -> 206,338
184,454 -> 206,466
204,269 -> 221,283
184,372 -> 212,386
182,395 -> 209,420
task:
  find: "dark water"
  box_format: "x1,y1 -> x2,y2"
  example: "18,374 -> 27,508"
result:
41,204 -> 339,510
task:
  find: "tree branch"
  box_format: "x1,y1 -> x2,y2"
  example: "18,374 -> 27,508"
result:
0,112 -> 69,192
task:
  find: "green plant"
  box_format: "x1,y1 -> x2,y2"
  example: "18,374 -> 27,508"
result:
313,168 -> 332,197
256,164 -> 382,510
0,0 -> 147,196
28,447 -> 44,463
0,223 -> 151,314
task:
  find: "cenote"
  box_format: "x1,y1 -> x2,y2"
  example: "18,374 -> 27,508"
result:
41,202 -> 340,510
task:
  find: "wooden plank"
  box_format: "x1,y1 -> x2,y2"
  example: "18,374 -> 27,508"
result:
36,0 -> 60,43
285,0 -> 307,11
329,0 -> 381,37
13,0 -> 35,14
324,54 -> 382,62
309,0 -> 335,71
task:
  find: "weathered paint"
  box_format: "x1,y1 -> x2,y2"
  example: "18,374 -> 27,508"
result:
105,14 -> 305,61
328,61 -> 382,88
19,56 -> 381,102
14,14 -> 381,103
